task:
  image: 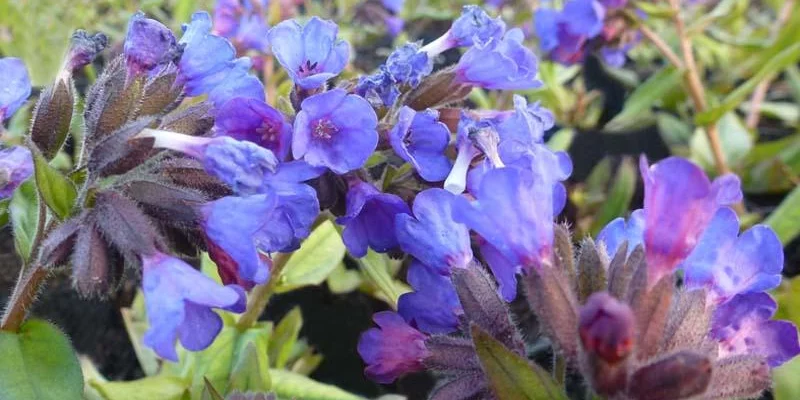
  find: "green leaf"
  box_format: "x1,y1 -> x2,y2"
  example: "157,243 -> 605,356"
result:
545,128 -> 575,152
91,376 -> 188,400
774,353 -> 800,399
277,220 -> 346,292
269,369 -> 364,400
656,112 -> 693,149
589,158 -> 637,236
189,326 -> 240,399
201,378 -> 224,400
0,198 -> 10,228
32,151 -> 76,219
0,319 -> 83,400
229,342 -> 271,392
764,184 -> 800,245
633,1 -> 675,18
268,308 -> 303,369
9,180 -> 39,262
696,42 -> 800,125
471,325 -> 567,400
690,113 -> 753,171
605,67 -> 681,132
739,134 -> 800,193
357,250 -> 405,307
327,263 -> 363,294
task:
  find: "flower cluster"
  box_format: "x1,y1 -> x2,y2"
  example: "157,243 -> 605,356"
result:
535,0 -> 639,66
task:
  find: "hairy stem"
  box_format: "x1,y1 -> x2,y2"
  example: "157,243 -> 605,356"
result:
236,252 -> 293,330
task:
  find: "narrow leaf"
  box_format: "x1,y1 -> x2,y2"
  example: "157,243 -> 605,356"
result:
268,308 -> 303,369
764,184 -> 800,245
606,67 -> 681,131
269,369 -> 364,400
589,158 -> 637,236
9,180 -> 39,262
90,376 -> 188,400
32,151 -> 76,219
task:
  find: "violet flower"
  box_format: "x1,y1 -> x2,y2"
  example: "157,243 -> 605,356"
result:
355,68 -> 401,108
389,106 -> 452,182
0,146 -> 34,199
397,260 -> 461,334
395,188 -> 472,274
710,292 -> 800,367
213,0 -> 270,53
0,57 -> 31,121
597,208 -> 644,258
421,5 -> 506,56
293,89 -> 379,174
215,97 -> 292,160
494,95 -> 555,146
454,28 -> 542,90
443,114 -> 490,194
268,17 -> 350,89
123,12 -> 179,79
357,311 -> 430,384
385,42 -> 432,87
336,178 -> 411,258
682,207 -> 783,305
141,251 -> 245,361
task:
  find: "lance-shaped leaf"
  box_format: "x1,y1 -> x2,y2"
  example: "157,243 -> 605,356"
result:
161,158 -> 232,199
138,68 -> 184,117
576,239 -> 606,303
123,180 -> 208,225
87,117 -> 155,178
32,150 -> 77,219
229,342 -> 271,392
38,217 -> 80,268
471,324 -> 568,400
84,56 -> 144,141
424,335 -> 481,372
268,369 -> 364,400
705,355 -> 770,399
268,307 -> 303,369
524,265 -> 580,361
71,217 -> 111,297
627,351 -> 712,400
633,274 -> 674,360
158,102 -> 214,137
29,79 -> 74,160
9,181 -> 39,262
91,190 -> 161,265
0,319 -> 84,400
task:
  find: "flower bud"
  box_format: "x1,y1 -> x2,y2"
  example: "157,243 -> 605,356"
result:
579,292 -> 634,364
65,30 -> 107,72
29,79 -> 74,160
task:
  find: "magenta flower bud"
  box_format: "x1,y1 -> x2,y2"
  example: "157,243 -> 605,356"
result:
358,311 -> 430,383
579,292 -> 635,364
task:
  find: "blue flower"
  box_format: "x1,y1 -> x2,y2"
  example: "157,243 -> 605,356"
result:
293,89 -> 379,174
455,28 -> 542,90
562,0 -> 605,38
449,5 -> 506,48
389,106 -> 452,182
191,58 -> 265,107
141,251 -> 245,361
495,95 -> 555,146
397,261 -> 461,334
123,12 -> 178,79
382,0 -> 404,14
596,209 -> 644,258
213,0 -> 270,52
443,114 -> 490,194
683,208 -> 783,305
336,178 -> 411,258
385,43 -> 432,87
268,17 -> 350,89
358,311 -> 429,384
355,68 -> 401,108
396,188 -> 472,274
215,97 -> 293,160
0,58 -> 31,121
710,292 -> 800,367
0,146 -> 33,199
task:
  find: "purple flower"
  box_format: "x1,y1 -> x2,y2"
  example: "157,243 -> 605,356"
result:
421,5 -> 506,56
293,89 -> 379,174
579,292 -> 635,363
179,12 -> 265,104
453,152 -> 569,274
385,16 -> 405,37
268,17 -> 350,89
215,97 -> 292,160
495,95 -> 555,145
201,185 -> 319,285
683,207 -> 783,305
336,178 -> 411,258
358,311 -> 430,383
141,251 -> 245,361
385,43 -> 432,87
395,188 -> 472,274
398,261 -> 461,334
213,0 -> 244,37
596,209 -> 644,258
382,0 -> 404,14
0,58 -> 31,121
534,0 -> 605,66
710,292 -> 800,367
355,69 -> 400,108
455,28 -> 542,90
140,129 -> 278,195
236,14 -> 271,52
389,106 -> 452,182
562,0 -> 605,38
65,31 -> 108,73
213,0 -> 270,52
639,156 -> 742,285
123,12 -> 179,79
0,146 -> 34,199
443,114 -> 489,194
534,9 -> 561,53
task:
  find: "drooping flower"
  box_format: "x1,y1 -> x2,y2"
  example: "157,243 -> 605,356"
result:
268,17 -> 350,89
389,106 -> 452,182
639,156 -> 742,284
395,188 -> 472,274
421,5 -> 506,56
65,30 -> 108,73
355,68 -> 401,108
336,178 -> 411,258
454,28 -> 542,90
0,146 -> 34,199
385,42 -> 432,88
710,292 -> 800,367
358,311 -> 430,384
215,97 -> 292,160
293,89 -> 379,174
123,12 -> 179,79
141,251 -> 245,361
682,207 -> 783,305
138,129 -> 278,195
0,57 -> 31,121
178,12 -> 265,104
398,261 -> 461,334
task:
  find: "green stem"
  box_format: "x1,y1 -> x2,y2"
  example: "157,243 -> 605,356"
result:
236,252 -> 293,330
553,353 -> 566,386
